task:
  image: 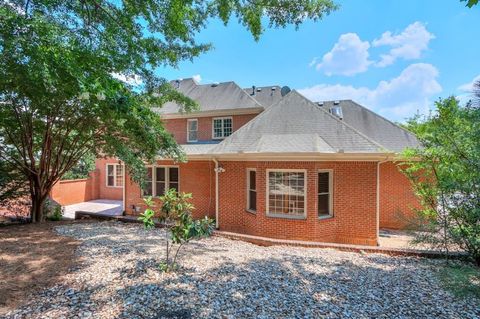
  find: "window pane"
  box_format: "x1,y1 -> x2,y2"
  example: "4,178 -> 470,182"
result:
169,182 -> 179,192
318,194 -> 330,216
248,190 -> 256,211
318,172 -> 329,194
155,182 -> 165,196
169,167 -> 179,182
107,165 -> 114,176
143,167 -> 153,196
213,119 -> 222,129
116,165 -> 124,186
188,120 -> 197,131
188,130 -> 197,141
223,118 -> 232,137
156,167 -> 165,182
249,170 -> 256,190
107,176 -> 114,187
268,171 -> 305,215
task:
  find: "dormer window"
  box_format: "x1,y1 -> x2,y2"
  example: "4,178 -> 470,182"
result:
187,119 -> 198,142
212,117 -> 232,139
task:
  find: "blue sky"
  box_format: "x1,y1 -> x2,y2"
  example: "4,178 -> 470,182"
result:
158,0 -> 480,122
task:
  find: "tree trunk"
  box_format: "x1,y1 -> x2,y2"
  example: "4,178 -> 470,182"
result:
30,192 -> 47,223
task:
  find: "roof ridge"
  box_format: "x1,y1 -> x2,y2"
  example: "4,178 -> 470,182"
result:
293,91 -> 389,151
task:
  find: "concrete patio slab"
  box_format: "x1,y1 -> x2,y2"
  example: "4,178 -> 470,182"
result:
63,200 -> 123,220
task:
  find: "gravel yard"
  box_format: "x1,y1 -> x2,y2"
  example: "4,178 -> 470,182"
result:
3,221 -> 479,319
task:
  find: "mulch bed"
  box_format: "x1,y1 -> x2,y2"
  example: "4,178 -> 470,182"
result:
0,220 -> 88,315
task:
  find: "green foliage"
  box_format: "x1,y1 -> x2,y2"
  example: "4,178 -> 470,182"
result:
46,205 -> 63,221
402,96 -> 480,265
461,0 -> 479,7
0,158 -> 27,204
138,197 -> 156,230
140,189 -> 214,272
0,0 -> 336,222
62,152 -> 96,180
437,262 -> 480,299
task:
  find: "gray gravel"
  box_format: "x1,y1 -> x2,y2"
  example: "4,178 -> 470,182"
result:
3,221 -> 479,319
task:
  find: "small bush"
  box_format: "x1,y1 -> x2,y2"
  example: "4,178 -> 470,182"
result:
46,205 -> 63,221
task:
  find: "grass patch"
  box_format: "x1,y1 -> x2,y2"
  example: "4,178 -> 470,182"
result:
437,263 -> 480,299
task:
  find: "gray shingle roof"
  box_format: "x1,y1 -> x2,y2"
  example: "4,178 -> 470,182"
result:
180,143 -> 218,155
209,91 -> 384,155
158,79 -> 261,114
316,100 -> 420,152
243,85 -> 284,108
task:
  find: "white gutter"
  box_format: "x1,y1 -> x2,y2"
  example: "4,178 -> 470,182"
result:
212,158 -> 220,229
376,158 -> 389,245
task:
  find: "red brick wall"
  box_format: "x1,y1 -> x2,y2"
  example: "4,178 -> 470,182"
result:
164,114 -> 258,144
379,162 -> 421,229
217,161 -> 378,246
50,171 -> 99,206
96,158 -> 123,200
124,160 -> 215,219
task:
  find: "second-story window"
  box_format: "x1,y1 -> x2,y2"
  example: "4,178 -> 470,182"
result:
187,119 -> 198,142
213,117 -> 232,139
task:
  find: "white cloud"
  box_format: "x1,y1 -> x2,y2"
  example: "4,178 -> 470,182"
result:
298,63 -> 442,121
192,74 -> 202,83
373,22 -> 435,67
456,74 -> 480,104
308,57 -> 319,68
111,72 -> 143,86
314,33 -> 372,76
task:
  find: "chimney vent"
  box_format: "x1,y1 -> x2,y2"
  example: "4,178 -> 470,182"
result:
317,102 -> 324,106
334,100 -> 340,105
330,106 -> 343,120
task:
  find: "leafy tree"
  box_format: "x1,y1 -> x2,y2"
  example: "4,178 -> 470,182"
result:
61,152 -> 96,180
402,93 -> 480,265
0,158 -> 27,203
139,190 -> 214,272
0,0 -> 337,222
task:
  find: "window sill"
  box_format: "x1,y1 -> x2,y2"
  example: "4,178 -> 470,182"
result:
266,213 -> 306,220
106,185 -> 124,188
245,209 -> 257,215
318,214 -> 334,221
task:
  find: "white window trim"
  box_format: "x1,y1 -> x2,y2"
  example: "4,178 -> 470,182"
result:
187,118 -> 198,142
142,165 -> 180,197
106,163 -> 124,188
246,168 -> 256,213
212,116 -> 233,140
318,169 -> 334,219
266,169 -> 307,220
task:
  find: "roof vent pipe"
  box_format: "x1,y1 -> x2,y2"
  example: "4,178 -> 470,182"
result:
251,85 -> 256,95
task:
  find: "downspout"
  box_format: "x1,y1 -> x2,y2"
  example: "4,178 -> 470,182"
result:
376,157 -> 389,245
213,158 -> 219,229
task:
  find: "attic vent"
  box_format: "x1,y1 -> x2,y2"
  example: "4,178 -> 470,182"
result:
256,88 -> 262,92
334,100 -> 340,105
317,102 -> 324,106
211,82 -> 219,87
271,87 -> 276,91
330,106 -> 343,120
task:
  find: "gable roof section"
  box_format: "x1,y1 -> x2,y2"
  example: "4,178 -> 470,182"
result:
158,79 -> 262,114
209,91 -> 385,155
243,85 -> 284,108
317,100 -> 420,152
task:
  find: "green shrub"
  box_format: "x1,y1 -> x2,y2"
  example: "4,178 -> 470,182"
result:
46,205 -> 63,221
139,189 -> 214,272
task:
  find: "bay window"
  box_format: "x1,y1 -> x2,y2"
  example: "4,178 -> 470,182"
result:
267,170 -> 306,218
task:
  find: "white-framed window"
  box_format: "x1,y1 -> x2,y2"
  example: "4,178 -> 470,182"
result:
142,166 -> 179,197
318,170 -> 333,218
246,169 -> 256,212
187,119 -> 198,142
212,117 -> 233,139
266,169 -> 306,218
106,163 -> 124,187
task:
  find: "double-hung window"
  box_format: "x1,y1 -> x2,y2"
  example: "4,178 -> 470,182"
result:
187,119 -> 198,142
318,170 -> 333,218
247,169 -> 256,212
212,117 -> 232,139
142,166 -> 179,197
106,163 -> 123,187
267,170 -> 306,218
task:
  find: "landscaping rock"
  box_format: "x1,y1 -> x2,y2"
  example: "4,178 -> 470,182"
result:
3,221 -> 479,319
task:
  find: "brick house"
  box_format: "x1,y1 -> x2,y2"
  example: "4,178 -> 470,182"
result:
97,78 -> 421,246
